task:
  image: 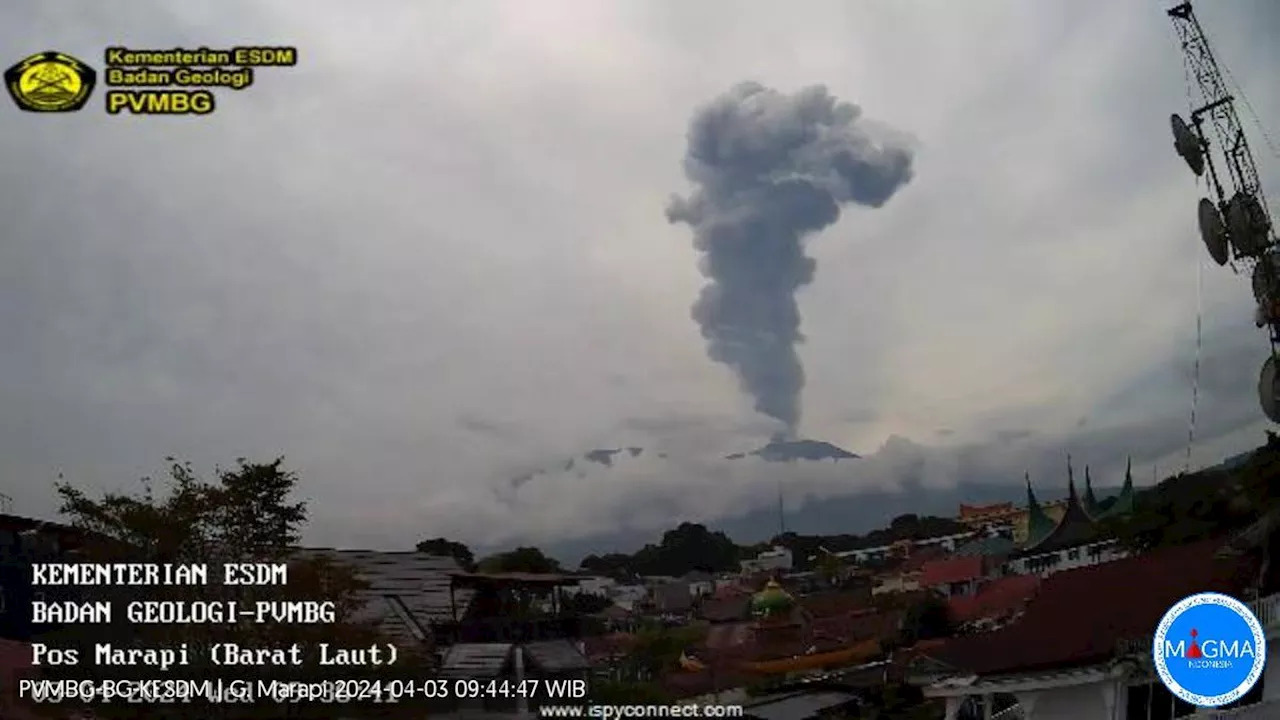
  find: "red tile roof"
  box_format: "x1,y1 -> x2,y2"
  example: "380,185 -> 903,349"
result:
932,538 -> 1255,676
919,556 -> 985,588
948,574 -> 1041,624
900,547 -> 948,573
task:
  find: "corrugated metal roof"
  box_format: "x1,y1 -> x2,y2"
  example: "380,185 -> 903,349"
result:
744,690 -> 860,720
523,639 -> 588,672
291,548 -> 472,647
439,643 -> 512,677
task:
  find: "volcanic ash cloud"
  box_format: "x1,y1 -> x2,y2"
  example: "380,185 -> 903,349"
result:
666,82 -> 914,436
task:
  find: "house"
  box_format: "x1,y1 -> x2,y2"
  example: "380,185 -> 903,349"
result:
437,639 -> 590,713
836,530 -> 979,566
682,570 -> 715,597
608,584 -> 647,611
946,574 -> 1040,630
908,537 -> 1279,719
1003,464 -> 1135,578
741,546 -> 793,574
872,547 -> 946,597
917,556 -> 988,598
290,548 -> 471,649
650,581 -> 695,615
564,575 -> 616,597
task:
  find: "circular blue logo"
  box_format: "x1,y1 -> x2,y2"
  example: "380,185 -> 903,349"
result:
1152,592 -> 1266,707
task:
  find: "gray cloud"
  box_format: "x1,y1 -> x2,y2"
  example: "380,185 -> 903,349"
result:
0,0 -> 1276,551
667,82 -> 912,436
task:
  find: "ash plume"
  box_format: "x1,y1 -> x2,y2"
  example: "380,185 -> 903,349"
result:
666,82 -> 914,436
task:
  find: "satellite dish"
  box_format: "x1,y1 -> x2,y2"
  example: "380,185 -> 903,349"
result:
1171,114 -> 1205,176
1260,355 -> 1280,422
1253,252 -> 1280,302
1227,192 -> 1272,257
1198,198 -> 1230,265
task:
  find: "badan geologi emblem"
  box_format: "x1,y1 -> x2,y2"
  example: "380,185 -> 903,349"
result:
4,51 -> 97,112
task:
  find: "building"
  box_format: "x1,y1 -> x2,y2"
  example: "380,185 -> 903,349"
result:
836,531 -> 979,566
433,571 -> 590,714
907,538 -> 1279,719
957,502 -> 1021,529
741,546 -> 794,574
917,555 -> 990,599
290,548 -> 471,649
1003,462 -> 1135,578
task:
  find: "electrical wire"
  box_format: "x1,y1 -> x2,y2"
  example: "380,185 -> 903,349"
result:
1182,40 -> 1203,473
1186,253 -> 1204,475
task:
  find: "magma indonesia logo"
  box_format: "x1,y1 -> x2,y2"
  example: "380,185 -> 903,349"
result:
4,51 -> 96,112
1153,592 -> 1267,707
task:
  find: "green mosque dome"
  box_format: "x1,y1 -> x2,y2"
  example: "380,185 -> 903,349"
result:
751,580 -> 794,617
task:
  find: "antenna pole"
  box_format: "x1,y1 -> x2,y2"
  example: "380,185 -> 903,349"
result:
1168,1 -> 1280,424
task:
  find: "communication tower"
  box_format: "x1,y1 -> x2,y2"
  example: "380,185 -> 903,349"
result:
1166,2 -> 1279,421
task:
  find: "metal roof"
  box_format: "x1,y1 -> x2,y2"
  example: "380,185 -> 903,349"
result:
522,639 -> 589,672
291,548 -> 472,647
439,643 -> 512,677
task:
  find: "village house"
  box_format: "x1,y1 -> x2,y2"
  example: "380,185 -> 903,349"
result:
907,537 -> 1280,719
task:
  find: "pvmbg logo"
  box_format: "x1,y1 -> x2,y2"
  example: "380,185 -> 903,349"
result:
1153,592 -> 1266,707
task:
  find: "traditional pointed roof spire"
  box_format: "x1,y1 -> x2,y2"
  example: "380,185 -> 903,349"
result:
1024,472 -> 1056,547
1082,465 -> 1103,519
1108,456 -> 1136,516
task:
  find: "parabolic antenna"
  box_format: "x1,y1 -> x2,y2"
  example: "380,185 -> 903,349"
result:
1227,192 -> 1271,257
1171,114 -> 1205,176
1197,198 -> 1230,265
1260,355 -> 1280,422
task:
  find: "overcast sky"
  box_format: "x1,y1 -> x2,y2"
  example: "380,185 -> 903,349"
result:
2,0 -> 1278,552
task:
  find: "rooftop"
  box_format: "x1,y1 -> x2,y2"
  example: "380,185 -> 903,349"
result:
918,556 -> 985,588
928,537 -> 1254,676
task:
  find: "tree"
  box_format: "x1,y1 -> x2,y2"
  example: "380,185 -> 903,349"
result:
478,545 -> 561,573
415,536 -> 476,570
900,595 -> 954,645
46,458 -> 429,719
620,623 -> 706,681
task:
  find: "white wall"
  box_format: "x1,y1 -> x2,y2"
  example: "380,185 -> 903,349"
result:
1005,542 -> 1127,578
1028,681 -> 1120,720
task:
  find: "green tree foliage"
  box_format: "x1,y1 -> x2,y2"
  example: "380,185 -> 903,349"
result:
586,515 -> 971,578
579,551 -> 635,578
1103,433 -> 1280,552
618,623 -> 707,681
415,536 -> 476,570
900,595 -> 954,645
477,545 -> 562,573
45,458 -> 429,719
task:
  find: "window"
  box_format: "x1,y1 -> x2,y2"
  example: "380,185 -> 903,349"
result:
1067,549 -> 1080,561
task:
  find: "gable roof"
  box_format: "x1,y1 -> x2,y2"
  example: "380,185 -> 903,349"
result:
918,556 -> 985,588
932,538 -> 1253,676
439,643 -> 511,677
524,639 -> 590,672
290,548 -> 471,646
1015,476 -> 1106,557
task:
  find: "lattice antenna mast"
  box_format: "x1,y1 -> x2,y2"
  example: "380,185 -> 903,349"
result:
1167,2 -> 1280,422
1170,4 -> 1274,231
